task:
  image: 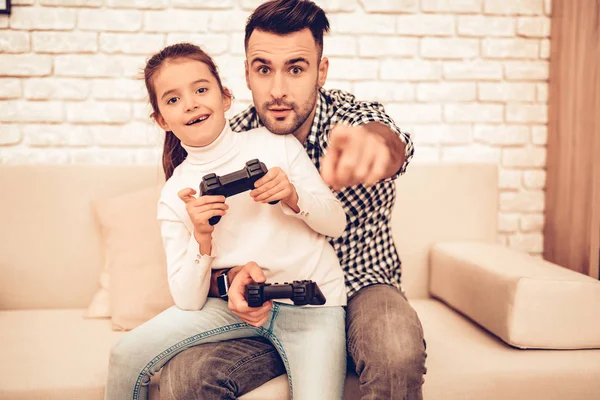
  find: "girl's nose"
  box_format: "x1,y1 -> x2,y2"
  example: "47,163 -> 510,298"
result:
186,100 -> 199,112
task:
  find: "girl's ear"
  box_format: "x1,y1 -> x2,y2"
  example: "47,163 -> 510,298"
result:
222,87 -> 233,112
154,112 -> 170,132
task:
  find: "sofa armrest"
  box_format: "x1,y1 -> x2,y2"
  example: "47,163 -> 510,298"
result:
429,242 -> 600,349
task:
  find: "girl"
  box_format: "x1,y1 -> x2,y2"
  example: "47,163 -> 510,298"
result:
104,43 -> 347,400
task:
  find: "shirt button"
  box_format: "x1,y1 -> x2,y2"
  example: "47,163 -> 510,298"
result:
305,212 -> 310,217
194,259 -> 199,264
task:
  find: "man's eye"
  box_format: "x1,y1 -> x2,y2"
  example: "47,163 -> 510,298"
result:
196,88 -> 207,94
167,97 -> 178,104
258,66 -> 270,75
290,67 -> 303,75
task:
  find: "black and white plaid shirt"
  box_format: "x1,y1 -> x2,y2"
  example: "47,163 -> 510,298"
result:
230,88 -> 415,299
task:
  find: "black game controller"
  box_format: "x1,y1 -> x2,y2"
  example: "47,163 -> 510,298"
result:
245,280 -> 327,307
199,159 -> 279,225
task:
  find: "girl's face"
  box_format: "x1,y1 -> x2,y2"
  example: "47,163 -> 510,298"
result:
153,58 -> 231,147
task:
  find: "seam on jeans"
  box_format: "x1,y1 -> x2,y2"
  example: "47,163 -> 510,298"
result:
265,333 -> 294,400
265,302 -> 279,334
132,322 -> 250,399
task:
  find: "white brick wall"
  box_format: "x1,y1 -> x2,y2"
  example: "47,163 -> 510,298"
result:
0,0 -> 551,255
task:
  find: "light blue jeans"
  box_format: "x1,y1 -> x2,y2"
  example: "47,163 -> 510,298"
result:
104,298 -> 346,400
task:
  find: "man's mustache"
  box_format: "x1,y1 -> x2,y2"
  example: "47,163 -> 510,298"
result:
265,100 -> 295,110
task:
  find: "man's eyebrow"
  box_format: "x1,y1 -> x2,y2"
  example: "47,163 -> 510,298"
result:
249,57 -> 310,67
287,57 -> 310,66
160,79 -> 209,101
250,57 -> 271,66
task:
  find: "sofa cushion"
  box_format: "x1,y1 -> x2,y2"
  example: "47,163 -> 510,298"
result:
413,299 -> 600,400
0,309 -> 162,400
391,163 -> 498,299
93,185 -> 174,331
83,269 -> 111,319
0,309 -> 118,399
164,299 -> 600,400
3,303 -> 599,400
430,242 -> 600,349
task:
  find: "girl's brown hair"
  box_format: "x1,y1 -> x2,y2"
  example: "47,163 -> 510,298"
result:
144,43 -> 229,179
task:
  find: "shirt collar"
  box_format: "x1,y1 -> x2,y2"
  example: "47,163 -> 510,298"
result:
180,120 -> 238,166
305,88 -> 332,145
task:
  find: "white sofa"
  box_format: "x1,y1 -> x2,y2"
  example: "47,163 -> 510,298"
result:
1,163 -> 599,400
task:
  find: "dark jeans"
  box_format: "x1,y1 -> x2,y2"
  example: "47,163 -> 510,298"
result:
159,284 -> 427,400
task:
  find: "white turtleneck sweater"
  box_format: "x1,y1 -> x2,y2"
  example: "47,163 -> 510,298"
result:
157,122 -> 348,311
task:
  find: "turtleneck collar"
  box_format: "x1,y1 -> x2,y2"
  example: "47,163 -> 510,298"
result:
180,120 -> 239,166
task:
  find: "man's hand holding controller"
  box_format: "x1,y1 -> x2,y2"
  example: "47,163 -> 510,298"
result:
177,188 -> 229,255
225,262 -> 273,327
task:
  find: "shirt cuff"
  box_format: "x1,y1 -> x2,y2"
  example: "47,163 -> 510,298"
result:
188,234 -> 218,262
279,185 -> 313,220
381,130 -> 413,182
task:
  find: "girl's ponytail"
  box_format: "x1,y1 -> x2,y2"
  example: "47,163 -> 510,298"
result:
162,131 -> 186,180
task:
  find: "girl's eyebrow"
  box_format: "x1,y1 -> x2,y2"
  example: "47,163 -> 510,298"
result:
160,79 -> 210,101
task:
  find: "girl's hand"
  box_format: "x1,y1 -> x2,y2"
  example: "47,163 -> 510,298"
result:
250,167 -> 299,212
178,188 -> 228,245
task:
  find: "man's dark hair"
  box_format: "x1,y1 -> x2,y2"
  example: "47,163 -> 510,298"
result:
245,0 -> 330,59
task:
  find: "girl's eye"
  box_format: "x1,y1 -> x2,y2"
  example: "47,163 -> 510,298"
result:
290,67 -> 302,75
167,97 -> 178,105
258,66 -> 270,75
196,88 -> 207,94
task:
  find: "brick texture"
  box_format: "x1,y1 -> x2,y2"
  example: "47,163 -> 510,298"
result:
0,0 -> 551,255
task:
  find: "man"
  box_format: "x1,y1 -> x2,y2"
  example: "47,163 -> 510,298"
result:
160,0 -> 426,399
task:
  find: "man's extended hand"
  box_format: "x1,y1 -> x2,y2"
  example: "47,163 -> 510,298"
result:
320,123 -> 406,190
228,262 -> 273,327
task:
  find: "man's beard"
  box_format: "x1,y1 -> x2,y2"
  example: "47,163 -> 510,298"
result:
258,85 -> 318,135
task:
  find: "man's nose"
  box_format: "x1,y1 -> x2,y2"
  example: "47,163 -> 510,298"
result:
269,73 -> 287,100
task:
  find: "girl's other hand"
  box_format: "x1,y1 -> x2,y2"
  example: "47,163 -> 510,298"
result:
250,167 -> 299,212
178,187 -> 228,242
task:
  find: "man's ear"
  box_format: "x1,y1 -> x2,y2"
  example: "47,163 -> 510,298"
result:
222,86 -> 232,112
154,112 -> 170,132
317,57 -> 329,88
244,60 -> 251,91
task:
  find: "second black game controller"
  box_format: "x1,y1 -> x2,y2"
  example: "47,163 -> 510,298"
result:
245,280 -> 327,307
199,159 -> 279,225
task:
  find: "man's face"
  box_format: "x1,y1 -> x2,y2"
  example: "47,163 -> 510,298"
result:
245,28 -> 328,137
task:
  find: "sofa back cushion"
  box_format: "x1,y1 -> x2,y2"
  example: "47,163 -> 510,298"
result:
393,163 -> 498,298
0,165 -> 164,310
0,162 -> 498,309
93,184 -> 175,330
